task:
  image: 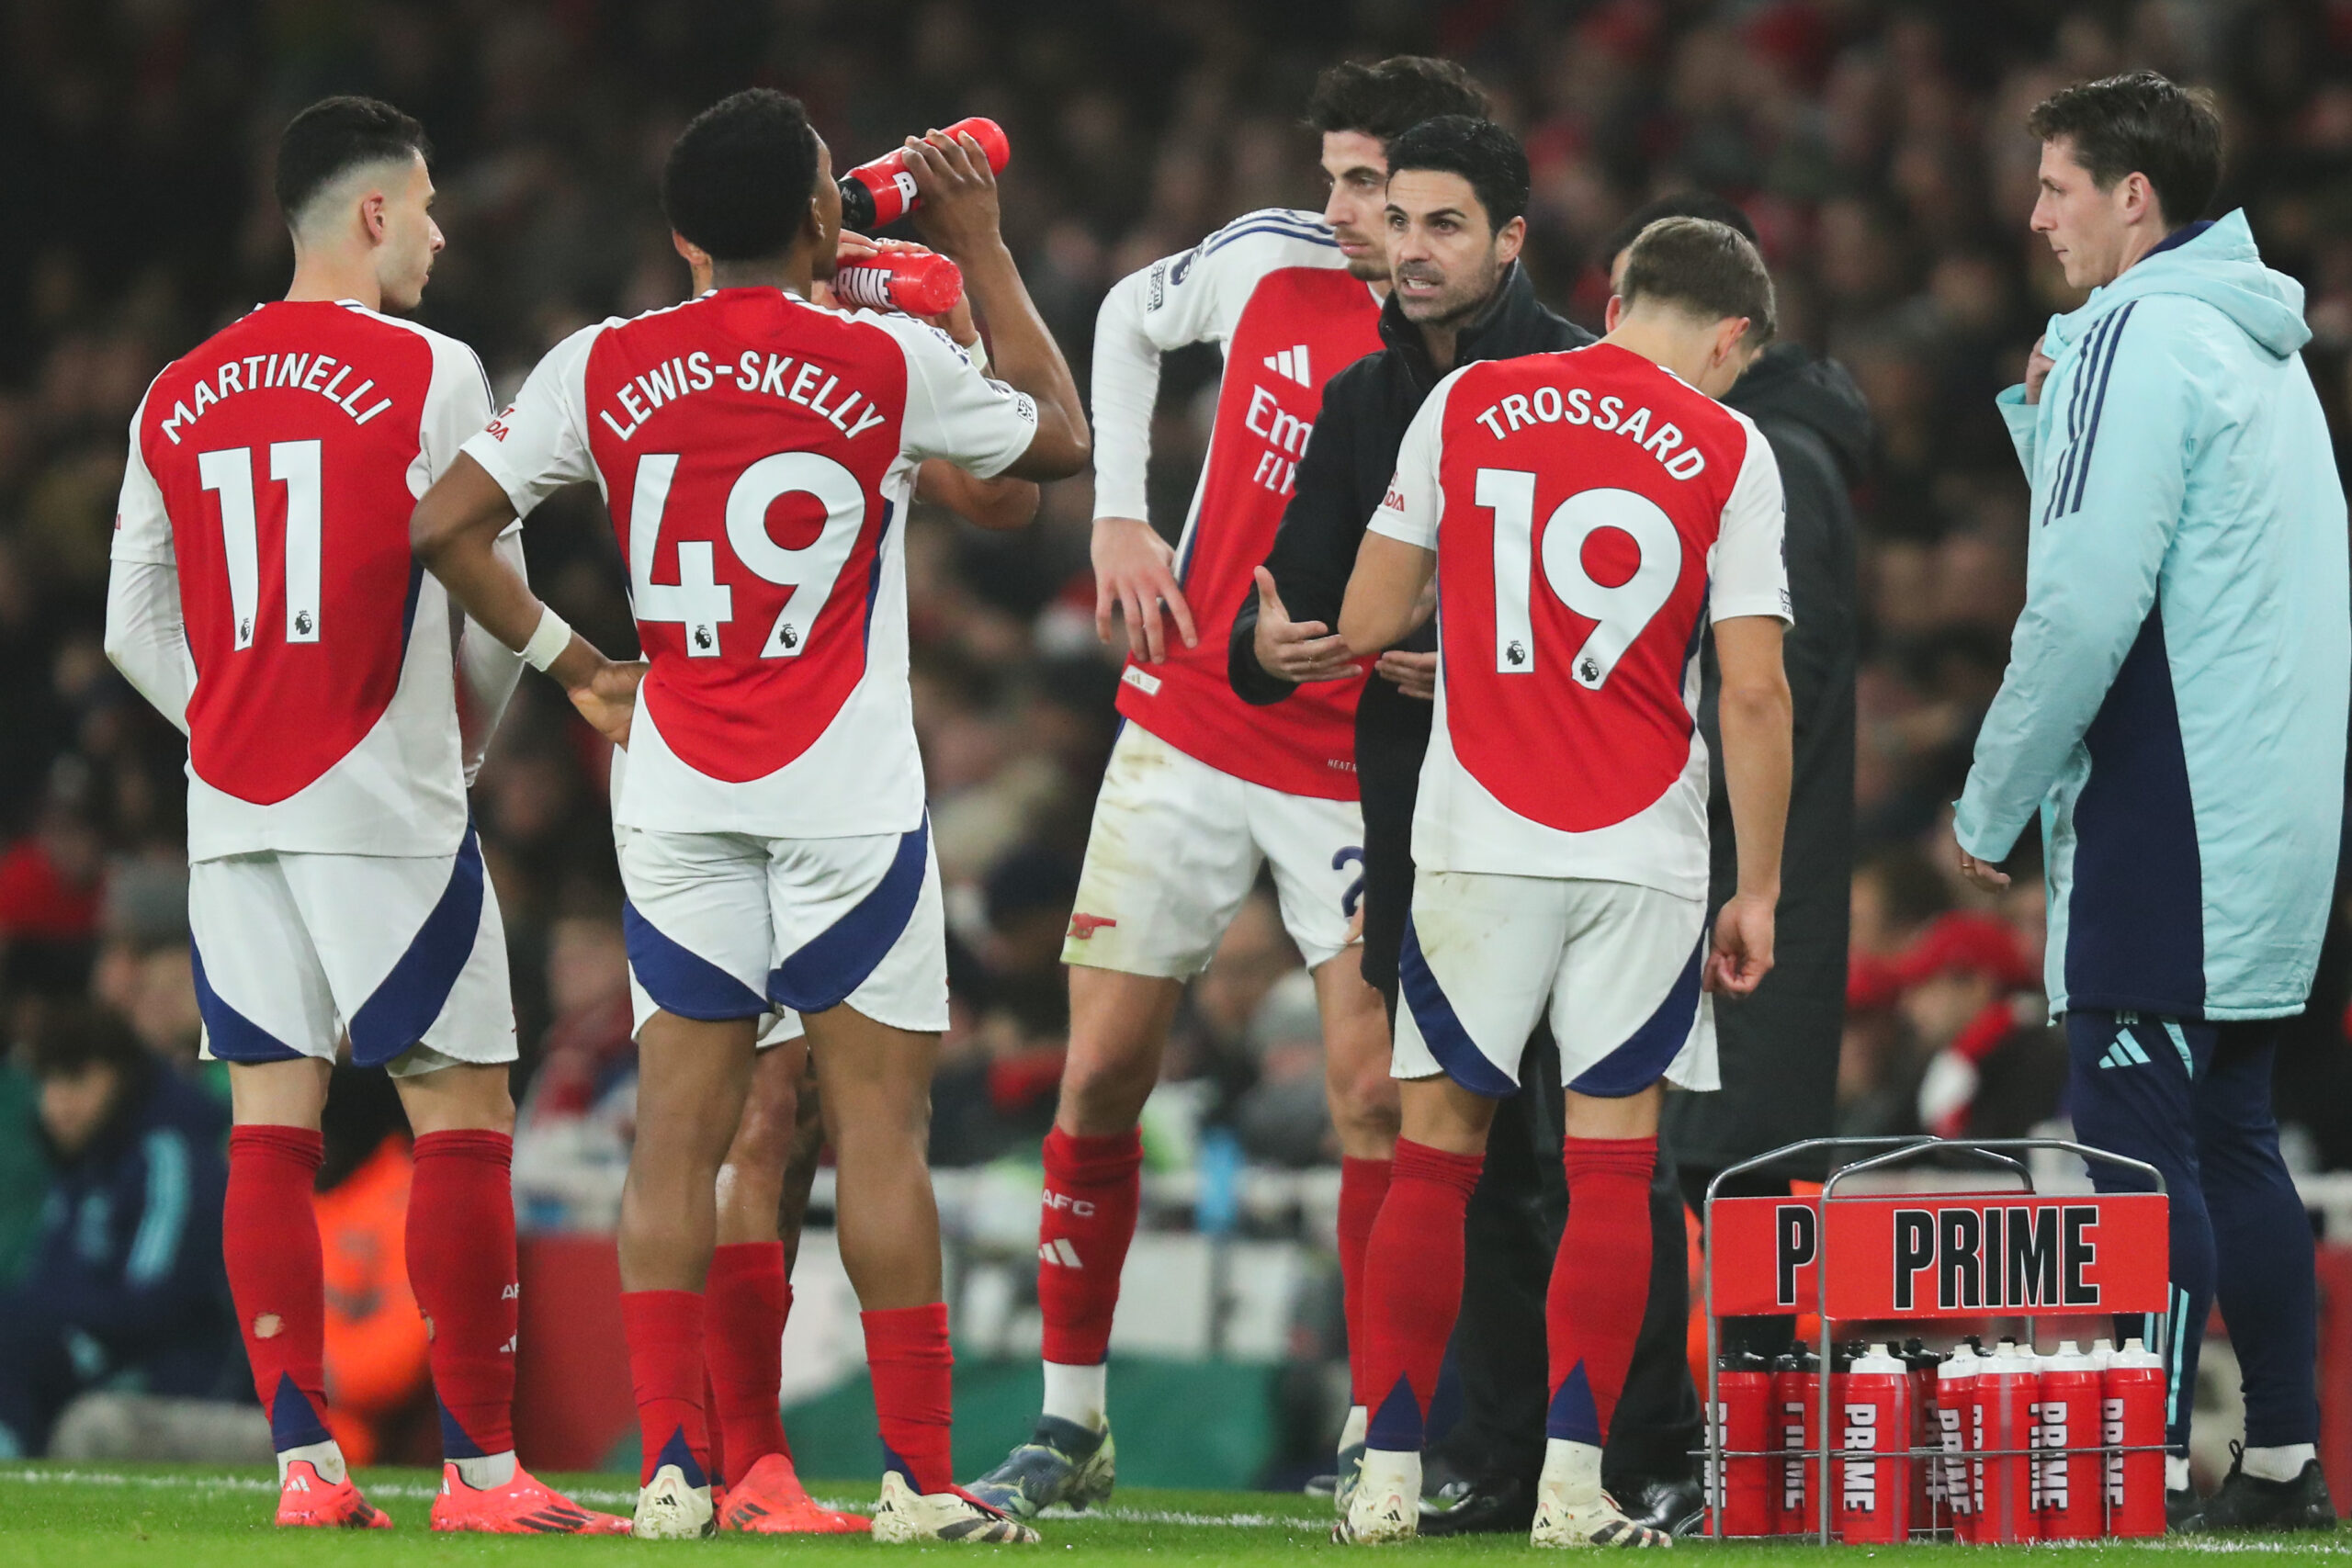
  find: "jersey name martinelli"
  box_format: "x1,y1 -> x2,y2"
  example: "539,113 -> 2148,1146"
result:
464,288 -> 1037,839
1114,210 -> 1384,798
116,299 -> 496,860
1372,342 -> 1790,898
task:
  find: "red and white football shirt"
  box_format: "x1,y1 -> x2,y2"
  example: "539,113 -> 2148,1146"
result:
115,299 -> 495,859
1371,343 -> 1789,897
464,288 -> 1037,838
1094,210 -> 1385,799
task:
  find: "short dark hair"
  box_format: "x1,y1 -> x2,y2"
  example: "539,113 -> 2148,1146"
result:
28,1002 -> 148,1081
1619,216 -> 1777,344
276,96 -> 431,228
2026,70 -> 2222,230
1385,115 -> 1530,230
1601,192 -> 1758,270
662,89 -> 820,263
1306,55 -> 1487,145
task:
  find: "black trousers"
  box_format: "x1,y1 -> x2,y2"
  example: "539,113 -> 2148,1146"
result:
1426,1029 -> 1702,1490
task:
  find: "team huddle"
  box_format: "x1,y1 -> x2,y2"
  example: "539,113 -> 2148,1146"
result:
108,52 -> 1795,1549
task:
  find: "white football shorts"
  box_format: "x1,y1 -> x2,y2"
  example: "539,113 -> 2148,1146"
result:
1390,869 -> 1719,1098
1064,722 -> 1364,977
618,816 -> 948,1036
189,827 -> 516,1077
613,817 -> 803,1049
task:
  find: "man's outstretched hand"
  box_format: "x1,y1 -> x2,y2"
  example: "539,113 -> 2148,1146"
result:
1251,567 -> 1356,683
1093,516 -> 1195,662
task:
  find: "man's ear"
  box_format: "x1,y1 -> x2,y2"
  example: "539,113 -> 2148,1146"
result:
2118,170 -> 2159,227
1495,214 -> 1528,266
1604,294 -> 1625,332
359,190 -> 390,246
672,231 -> 708,266
1713,316 -> 1752,369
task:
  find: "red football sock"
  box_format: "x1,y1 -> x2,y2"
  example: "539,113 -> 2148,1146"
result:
864,1302 -> 954,1495
706,1240 -> 792,1485
1545,1135 -> 1658,1446
622,1290 -> 709,1486
1361,1139 -> 1484,1451
1336,1156 -> 1392,1405
1036,1127 -> 1142,1368
407,1129 -> 517,1460
225,1125 -> 332,1452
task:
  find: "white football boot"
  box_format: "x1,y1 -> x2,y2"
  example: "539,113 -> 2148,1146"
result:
869,1472 -> 1039,1544
1532,1440 -> 1670,1549
1335,1448 -> 1419,1544
631,1461 -> 716,1540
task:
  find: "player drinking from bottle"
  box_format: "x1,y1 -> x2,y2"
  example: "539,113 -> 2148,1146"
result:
654,227 -> 1037,1537
408,89 -> 1089,1541
968,55 -> 1486,1522
105,96 -> 624,1534
1334,217 -> 1792,1548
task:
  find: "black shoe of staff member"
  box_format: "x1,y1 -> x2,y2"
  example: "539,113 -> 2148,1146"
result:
1417,1472 -> 1535,1536
2177,1444 -> 2338,1534
1621,1474 -> 1706,1537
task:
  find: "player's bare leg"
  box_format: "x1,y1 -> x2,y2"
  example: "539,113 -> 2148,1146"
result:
620,1011 -> 759,1538
1529,1084 -> 1669,1549
223,1061 -> 390,1527
1313,945 -> 1398,1510
808,1003 -> 1034,1543
965,967 -> 1176,1518
1341,1074 -> 1495,1543
708,1041 -> 866,1534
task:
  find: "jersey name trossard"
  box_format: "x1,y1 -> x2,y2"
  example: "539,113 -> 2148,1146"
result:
1372,343 -> 1790,897
1114,210 -> 1384,798
464,288 -> 1036,838
116,299 -> 495,859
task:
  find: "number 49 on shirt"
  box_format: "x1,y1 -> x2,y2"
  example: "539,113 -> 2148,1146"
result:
628,449 -> 865,659
1477,467 -> 1681,689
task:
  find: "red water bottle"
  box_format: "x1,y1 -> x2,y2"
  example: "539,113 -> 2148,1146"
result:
1903,1340 -> 1945,1527
1709,1351 -> 1773,1536
838,117 -> 1012,230
2104,1336 -> 2166,1538
1974,1338 -> 2041,1542
831,248 -> 966,316
1772,1348 -> 1822,1536
2036,1341 -> 2103,1539
1938,1338 -> 1982,1540
1837,1344 -> 1913,1542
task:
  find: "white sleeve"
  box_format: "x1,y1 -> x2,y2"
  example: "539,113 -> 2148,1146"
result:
110,396 -> 175,567
1366,373 -> 1460,552
459,323 -> 603,518
1091,210 -> 1344,523
1710,420 -> 1792,625
454,524 -> 528,783
894,318 -> 1038,479
414,331 -> 498,493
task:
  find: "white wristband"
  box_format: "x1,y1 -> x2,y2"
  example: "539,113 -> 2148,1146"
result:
963,333 -> 989,376
520,605 -> 573,672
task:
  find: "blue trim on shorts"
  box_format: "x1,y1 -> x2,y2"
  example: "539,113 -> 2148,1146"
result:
189,942 -> 305,1063
346,826 -> 487,1067
1399,914 -> 1519,1099
1567,935 -> 1705,1098
768,816 -> 930,1015
623,901 -> 769,1021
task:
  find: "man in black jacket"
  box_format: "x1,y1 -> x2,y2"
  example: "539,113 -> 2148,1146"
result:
1227,119 -> 1700,1532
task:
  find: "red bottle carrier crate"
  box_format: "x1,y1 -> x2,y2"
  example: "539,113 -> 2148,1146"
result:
1700,1136 -> 2172,1543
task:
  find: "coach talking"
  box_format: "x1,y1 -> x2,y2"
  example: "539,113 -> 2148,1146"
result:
1953,71 -> 2346,1533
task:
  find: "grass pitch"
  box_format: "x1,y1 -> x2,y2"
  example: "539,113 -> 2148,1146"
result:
0,1465 -> 2345,1564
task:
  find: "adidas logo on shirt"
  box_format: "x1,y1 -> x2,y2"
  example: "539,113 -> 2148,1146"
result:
2098,1032 -> 2153,1069
1262,344 -> 1311,386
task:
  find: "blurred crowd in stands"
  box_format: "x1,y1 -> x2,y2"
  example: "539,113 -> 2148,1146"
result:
4,0 -> 2352,1450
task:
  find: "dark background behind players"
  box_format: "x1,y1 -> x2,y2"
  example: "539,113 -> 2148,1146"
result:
3,0 -> 2352,1279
